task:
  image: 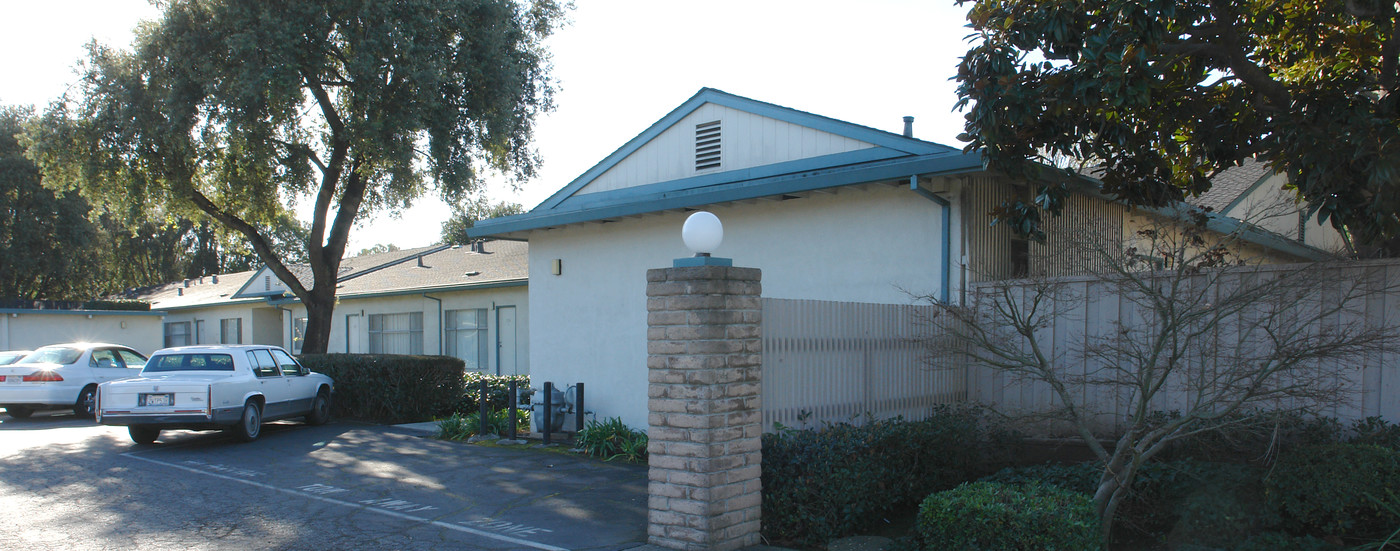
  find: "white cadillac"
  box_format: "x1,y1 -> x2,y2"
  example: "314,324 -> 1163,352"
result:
97,345 -> 333,444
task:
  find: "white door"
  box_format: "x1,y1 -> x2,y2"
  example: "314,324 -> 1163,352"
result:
496,306 -> 517,376
346,314 -> 363,353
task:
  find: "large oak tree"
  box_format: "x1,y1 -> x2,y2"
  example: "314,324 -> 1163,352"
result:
955,0 -> 1399,253
26,0 -> 564,352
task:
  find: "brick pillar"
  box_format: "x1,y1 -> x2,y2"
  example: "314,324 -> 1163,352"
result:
646,265 -> 762,551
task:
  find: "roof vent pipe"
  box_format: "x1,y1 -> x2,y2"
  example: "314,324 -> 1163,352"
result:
212,275 -> 219,284
183,279 -> 190,288
417,255 -> 425,268
902,116 -> 914,138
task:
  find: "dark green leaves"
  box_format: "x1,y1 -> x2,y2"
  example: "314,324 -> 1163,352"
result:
956,0 -> 1399,251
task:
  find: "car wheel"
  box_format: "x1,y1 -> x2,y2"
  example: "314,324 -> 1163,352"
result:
128,426 -> 160,445
305,389 -> 331,426
4,405 -> 34,419
229,401 -> 262,442
74,385 -> 98,418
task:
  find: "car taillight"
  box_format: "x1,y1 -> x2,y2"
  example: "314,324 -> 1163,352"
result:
22,371 -> 64,382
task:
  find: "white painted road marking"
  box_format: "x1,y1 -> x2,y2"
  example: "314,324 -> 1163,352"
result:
121,451 -> 571,551
462,518 -> 555,537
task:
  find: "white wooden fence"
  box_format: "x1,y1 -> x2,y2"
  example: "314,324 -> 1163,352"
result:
964,259 -> 1400,431
759,298 -> 965,432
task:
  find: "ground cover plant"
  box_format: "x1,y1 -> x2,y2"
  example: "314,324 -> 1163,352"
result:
574,417 -> 647,462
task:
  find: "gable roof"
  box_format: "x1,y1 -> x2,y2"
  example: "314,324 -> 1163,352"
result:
471,88 -> 983,238
126,241 -> 528,311
1189,158 -> 1275,213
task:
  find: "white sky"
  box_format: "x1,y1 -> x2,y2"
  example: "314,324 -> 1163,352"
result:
0,0 -> 974,252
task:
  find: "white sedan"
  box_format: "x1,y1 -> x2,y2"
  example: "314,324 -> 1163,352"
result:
0,343 -> 148,419
96,345 -> 334,444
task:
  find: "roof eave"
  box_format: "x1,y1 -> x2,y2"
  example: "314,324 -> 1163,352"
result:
471,151 -> 984,238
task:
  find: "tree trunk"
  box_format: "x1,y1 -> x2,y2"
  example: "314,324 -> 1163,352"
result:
299,285 -> 336,355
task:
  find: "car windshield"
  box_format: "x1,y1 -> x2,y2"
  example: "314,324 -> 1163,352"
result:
18,347 -> 82,365
143,353 -> 236,373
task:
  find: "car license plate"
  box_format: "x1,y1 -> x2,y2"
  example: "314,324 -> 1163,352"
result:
3,376 -> 19,383
140,393 -> 173,407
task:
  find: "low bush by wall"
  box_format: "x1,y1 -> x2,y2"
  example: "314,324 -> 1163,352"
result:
1266,442 -> 1400,539
917,481 -> 1100,550
455,372 -> 531,415
760,406 -> 1016,547
298,354 -> 464,424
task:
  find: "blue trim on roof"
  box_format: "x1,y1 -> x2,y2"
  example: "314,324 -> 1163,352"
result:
534,88 -> 956,212
472,151 -> 985,237
558,147 -> 907,211
231,267 -> 281,299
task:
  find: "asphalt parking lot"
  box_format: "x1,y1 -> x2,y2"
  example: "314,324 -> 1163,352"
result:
0,410 -> 649,550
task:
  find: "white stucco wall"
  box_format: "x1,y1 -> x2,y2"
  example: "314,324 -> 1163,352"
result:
285,285 -> 530,375
0,310 -> 165,355
159,303 -> 265,348
526,185 -> 948,429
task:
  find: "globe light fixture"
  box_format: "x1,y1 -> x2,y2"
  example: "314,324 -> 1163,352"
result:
682,211 -> 723,256
674,211 -> 732,267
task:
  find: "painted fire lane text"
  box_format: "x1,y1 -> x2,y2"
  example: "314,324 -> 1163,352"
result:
462,517 -> 555,537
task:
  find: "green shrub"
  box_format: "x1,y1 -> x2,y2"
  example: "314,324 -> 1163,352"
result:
1266,443 -> 1400,538
456,372 -> 531,414
1232,532 -> 1340,551
981,461 -> 1100,494
575,417 -> 648,462
1350,416 -> 1400,451
437,410 -> 530,441
297,354 -> 464,424
760,406 -> 1015,547
916,481 -> 1100,550
80,299 -> 151,311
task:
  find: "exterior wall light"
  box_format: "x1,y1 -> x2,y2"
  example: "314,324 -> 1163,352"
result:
675,211 -> 732,267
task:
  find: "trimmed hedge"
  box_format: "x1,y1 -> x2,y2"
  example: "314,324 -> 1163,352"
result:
760,406 -> 1015,547
1266,443 -> 1400,538
297,354 -> 464,424
917,481 -> 1100,550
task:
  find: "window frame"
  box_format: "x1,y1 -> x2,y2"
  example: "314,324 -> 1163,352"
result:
164,321 -> 192,348
367,312 -> 424,355
444,308 -> 489,371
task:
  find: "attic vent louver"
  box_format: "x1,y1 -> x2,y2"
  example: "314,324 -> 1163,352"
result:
695,120 -> 722,171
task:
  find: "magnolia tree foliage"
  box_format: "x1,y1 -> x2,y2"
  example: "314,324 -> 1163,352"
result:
25,0 -> 565,353
955,0 -> 1399,252
923,215 -> 1400,545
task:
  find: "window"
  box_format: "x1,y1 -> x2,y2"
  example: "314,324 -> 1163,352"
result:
247,349 -> 280,378
292,317 -> 308,354
220,318 -> 243,344
117,350 -> 147,369
164,322 -> 192,348
445,309 -> 488,370
90,349 -> 120,369
271,349 -> 302,376
368,312 -> 423,355
145,354 -> 235,372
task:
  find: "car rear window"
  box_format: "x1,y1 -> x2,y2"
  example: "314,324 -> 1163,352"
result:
18,347 -> 81,365
143,353 -> 236,372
